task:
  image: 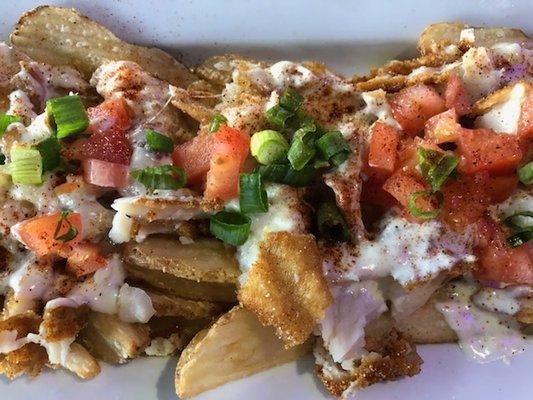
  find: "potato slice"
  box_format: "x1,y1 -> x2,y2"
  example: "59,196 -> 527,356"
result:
124,237 -> 240,284
126,264 -> 238,302
239,232 -> 332,347
145,287 -> 229,319
418,22 -> 528,56
63,343 -> 101,380
78,312 -> 150,364
10,6 -> 197,87
175,306 -> 312,398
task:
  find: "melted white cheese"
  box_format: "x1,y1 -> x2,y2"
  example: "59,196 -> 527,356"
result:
460,47 -> 502,101
9,172 -> 60,213
0,330 -> 28,354
7,90 -> 36,122
8,255 -> 55,300
320,281 -> 386,364
475,82 -> 527,134
473,285 -> 533,315
436,281 -> 526,363
361,89 -> 402,130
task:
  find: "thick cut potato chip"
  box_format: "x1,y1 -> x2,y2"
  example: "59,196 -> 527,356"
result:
239,232 -> 332,347
124,237 -> 240,284
175,306 -> 312,398
10,6 -> 197,88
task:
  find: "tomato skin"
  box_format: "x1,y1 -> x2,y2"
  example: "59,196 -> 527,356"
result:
367,122 -> 399,179
443,74 -> 471,116
16,212 -> 83,257
66,243 -> 107,277
456,128 -> 522,175
82,129 -> 132,166
172,133 -> 215,185
424,109 -> 461,144
390,83 -> 446,136
484,174 -> 518,204
86,98 -> 131,135
474,217 -> 533,285
382,170 -> 429,209
82,159 -> 129,188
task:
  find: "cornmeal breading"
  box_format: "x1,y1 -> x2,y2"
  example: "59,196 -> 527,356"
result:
239,232 -> 332,347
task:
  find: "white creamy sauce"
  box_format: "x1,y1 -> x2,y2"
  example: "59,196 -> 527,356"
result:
9,172 -> 60,213
492,190 -> 532,222
19,112 -> 53,144
460,47 -> 503,101
473,285 -> 533,315
27,329 -> 74,366
7,90 -> 36,122
0,330 -> 29,354
325,215 -> 475,285
361,89 -> 402,130
436,281 -> 526,363
491,42 -> 526,65
109,212 -> 134,244
8,255 -> 55,300
475,82 -> 527,134
320,281 -> 387,364
232,184 -> 305,279
459,28 -> 476,44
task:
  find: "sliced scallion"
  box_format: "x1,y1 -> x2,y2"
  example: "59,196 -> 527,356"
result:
37,136 -> 61,172
250,130 -> 289,165
210,211 -> 251,246
256,163 -> 314,187
209,113 -> 228,133
0,114 -> 21,137
503,211 -> 533,231
315,131 -> 350,167
518,161 -> 533,185
506,229 -> 532,248
131,165 -> 186,190
145,129 -> 174,153
10,145 -> 42,185
407,190 -> 444,219
416,147 -> 459,192
239,173 -> 268,214
46,95 -> 89,139
265,105 -> 294,129
317,202 -> 349,242
287,125 -> 317,170
279,87 -> 303,113
53,210 -> 78,242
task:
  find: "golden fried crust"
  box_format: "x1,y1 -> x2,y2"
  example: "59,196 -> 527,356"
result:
42,306 -> 89,342
471,81 -> 531,115
239,232 -> 332,347
0,312 -> 41,336
0,343 -> 48,379
316,330 -> 423,396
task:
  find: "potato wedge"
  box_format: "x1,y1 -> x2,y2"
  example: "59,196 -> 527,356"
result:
63,343 -> 101,380
418,22 -> 528,56
175,306 -> 312,398
145,287 -> 229,319
126,264 -> 238,303
239,232 -> 332,347
78,312 -> 150,364
124,236 -> 240,284
10,6 -> 197,87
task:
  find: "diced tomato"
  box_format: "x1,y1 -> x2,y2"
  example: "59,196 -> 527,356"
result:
456,128 -> 523,175
61,137 -> 87,161
173,126 -> 250,200
474,217 -> 533,285
389,83 -> 446,135
396,136 -> 441,177
517,88 -> 533,142
361,177 -> 397,209
82,129 -> 132,165
440,173 -> 489,231
16,212 -> 82,257
82,159 -> 129,188
424,109 -> 461,143
66,243 -> 107,277
484,174 -> 518,204
443,74 -> 471,116
367,122 -> 399,179
172,133 -> 216,185
86,97 -> 131,136
382,170 -> 430,209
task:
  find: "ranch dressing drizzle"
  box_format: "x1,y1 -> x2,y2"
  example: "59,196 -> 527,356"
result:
473,285 -> 533,315
436,281 -> 526,363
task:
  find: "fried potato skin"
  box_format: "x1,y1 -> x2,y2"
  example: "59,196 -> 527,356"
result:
239,232 -> 332,347
10,6 -> 197,87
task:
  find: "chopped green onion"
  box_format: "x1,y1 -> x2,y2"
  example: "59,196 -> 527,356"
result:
250,130 -> 289,165
37,137 -> 61,172
46,95 -> 89,139
256,163 -> 314,187
313,158 -> 330,169
210,211 -> 251,246
145,129 -> 174,153
416,147 -> 459,192
315,131 -> 350,167
506,229 -> 532,248
131,165 -> 186,190
266,105 -> 294,129
407,190 -> 444,219
503,211 -> 533,231
53,210 -> 78,242
279,87 -> 303,113
0,154 -> 5,165
0,115 -> 21,137
317,202 -> 349,242
10,145 -> 42,185
239,173 -> 268,214
287,125 -> 317,170
518,161 -> 533,185
209,113 -> 228,133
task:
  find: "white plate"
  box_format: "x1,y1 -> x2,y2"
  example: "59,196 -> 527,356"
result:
1,1 -> 532,399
